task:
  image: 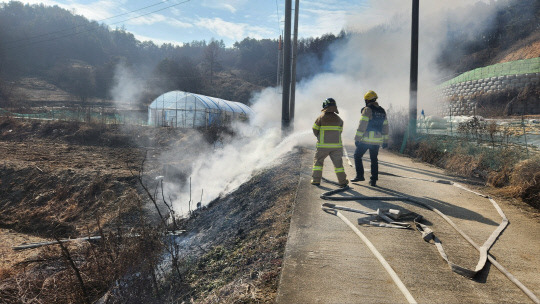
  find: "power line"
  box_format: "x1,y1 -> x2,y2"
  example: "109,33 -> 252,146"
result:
4,0 -> 177,45
1,0 -> 191,51
275,0 -> 282,33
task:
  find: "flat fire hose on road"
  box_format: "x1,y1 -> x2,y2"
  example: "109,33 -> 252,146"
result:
323,203 -> 418,304
320,178 -> 540,304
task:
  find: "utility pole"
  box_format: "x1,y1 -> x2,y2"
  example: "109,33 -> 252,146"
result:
289,0 -> 300,128
281,0 -> 292,135
409,0 -> 419,139
277,35 -> 283,87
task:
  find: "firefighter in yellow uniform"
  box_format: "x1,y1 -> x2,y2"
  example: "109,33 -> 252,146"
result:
311,98 -> 349,187
352,90 -> 389,187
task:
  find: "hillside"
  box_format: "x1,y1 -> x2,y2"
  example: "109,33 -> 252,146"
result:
0,2 -> 344,107
438,0 -> 540,73
496,32 -> 540,63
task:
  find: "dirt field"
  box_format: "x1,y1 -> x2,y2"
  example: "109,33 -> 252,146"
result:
0,119 -> 150,294
0,117 -> 301,303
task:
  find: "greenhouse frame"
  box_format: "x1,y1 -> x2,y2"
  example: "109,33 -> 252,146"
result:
148,91 -> 253,128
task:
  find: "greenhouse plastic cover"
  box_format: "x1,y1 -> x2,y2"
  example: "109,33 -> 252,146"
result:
149,91 -> 253,116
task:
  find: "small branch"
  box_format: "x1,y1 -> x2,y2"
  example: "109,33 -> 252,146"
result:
55,236 -> 90,304
13,232 -> 184,251
188,177 -> 192,214
160,180 -> 179,231
136,153 -> 166,225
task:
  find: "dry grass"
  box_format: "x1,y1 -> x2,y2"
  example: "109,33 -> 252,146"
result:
395,95 -> 538,209
386,106 -> 408,150
0,116 -> 300,303
0,202 -> 166,304
0,117 -> 174,303
493,157 -> 540,208
487,166 -> 512,188
0,229 -> 48,273
415,141 -> 447,166
445,153 -> 483,177
412,136 -> 539,210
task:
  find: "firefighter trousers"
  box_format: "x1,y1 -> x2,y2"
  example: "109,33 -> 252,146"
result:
311,148 -> 347,185
354,141 -> 380,181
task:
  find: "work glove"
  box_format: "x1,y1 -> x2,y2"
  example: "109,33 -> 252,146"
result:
382,143 -> 388,149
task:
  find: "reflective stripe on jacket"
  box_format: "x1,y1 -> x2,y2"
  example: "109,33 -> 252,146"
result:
354,101 -> 389,146
313,111 -> 344,149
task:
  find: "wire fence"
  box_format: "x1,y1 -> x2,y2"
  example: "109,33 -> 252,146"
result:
0,107 -> 148,125
416,116 -> 540,162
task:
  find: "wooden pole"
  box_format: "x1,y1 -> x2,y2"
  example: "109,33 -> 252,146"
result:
289,0 -> 300,128
409,0 -> 419,139
281,0 -> 292,135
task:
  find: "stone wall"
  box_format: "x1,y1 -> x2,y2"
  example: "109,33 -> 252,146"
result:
438,72 -> 540,116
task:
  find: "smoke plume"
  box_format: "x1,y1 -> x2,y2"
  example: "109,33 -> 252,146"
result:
152,0 -> 517,215
110,63 -> 147,108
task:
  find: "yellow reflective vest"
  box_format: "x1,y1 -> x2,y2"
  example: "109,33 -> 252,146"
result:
313,111 -> 344,149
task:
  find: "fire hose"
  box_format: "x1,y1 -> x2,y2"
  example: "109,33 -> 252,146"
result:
320,177 -> 539,304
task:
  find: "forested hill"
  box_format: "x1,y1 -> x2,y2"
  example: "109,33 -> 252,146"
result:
0,1 -> 341,106
437,0 -> 540,74
0,0 -> 538,108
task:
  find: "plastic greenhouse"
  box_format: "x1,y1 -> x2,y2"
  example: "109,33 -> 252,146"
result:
148,91 -> 253,128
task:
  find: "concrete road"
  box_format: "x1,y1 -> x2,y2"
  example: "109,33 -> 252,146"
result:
276,146 -> 540,304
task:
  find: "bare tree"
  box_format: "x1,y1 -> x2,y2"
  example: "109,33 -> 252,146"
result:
203,39 -> 224,87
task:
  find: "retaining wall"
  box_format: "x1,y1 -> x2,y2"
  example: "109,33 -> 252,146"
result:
437,58 -> 540,116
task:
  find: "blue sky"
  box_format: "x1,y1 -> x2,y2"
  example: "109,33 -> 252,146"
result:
16,0 -> 372,46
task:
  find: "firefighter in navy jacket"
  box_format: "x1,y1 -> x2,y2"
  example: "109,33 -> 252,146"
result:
352,90 -> 389,186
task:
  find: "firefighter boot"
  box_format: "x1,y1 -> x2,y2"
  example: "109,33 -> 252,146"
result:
339,179 -> 349,188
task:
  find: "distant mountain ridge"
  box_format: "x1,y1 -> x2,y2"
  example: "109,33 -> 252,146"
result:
0,0 -> 538,108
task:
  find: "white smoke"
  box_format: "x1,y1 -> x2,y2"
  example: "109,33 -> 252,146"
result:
334,0 -> 512,116
110,63 -> 147,109
159,0 -> 516,215
166,103 -> 313,215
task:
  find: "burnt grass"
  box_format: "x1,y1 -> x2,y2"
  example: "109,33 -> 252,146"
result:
167,150 -> 302,303
0,117 -> 302,303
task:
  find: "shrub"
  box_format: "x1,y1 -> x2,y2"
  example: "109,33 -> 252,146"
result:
386,106 -> 408,150
409,134 -> 539,210
508,157 -> 540,208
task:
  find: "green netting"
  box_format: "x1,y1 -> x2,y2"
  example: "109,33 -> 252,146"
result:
440,57 -> 540,87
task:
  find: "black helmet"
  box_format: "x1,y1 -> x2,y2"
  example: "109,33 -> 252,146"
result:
322,97 -> 336,109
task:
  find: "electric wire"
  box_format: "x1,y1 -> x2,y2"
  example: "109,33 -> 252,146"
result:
275,0 -> 282,33
1,0 -> 191,51
3,0 -> 176,45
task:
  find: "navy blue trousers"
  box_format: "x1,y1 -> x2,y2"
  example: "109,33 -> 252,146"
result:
354,141 -> 379,181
